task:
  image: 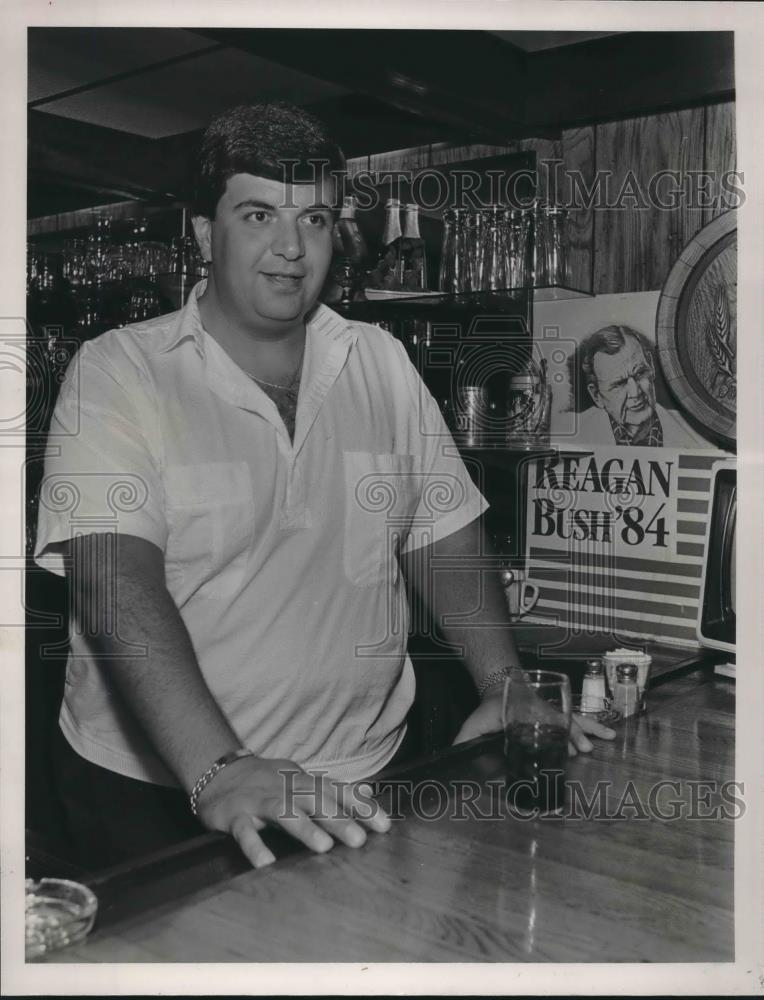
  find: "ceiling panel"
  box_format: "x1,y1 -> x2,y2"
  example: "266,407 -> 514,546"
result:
490,30 -> 622,52
28,27 -> 213,103
33,47 -> 350,138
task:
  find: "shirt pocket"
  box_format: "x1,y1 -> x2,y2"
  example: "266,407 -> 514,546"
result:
342,452 -> 422,587
163,461 -> 253,595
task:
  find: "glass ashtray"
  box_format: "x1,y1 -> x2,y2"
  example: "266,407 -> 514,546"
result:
25,878 -> 98,960
572,695 -> 621,726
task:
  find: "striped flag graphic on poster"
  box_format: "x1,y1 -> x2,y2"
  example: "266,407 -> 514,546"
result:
524,447 -> 730,646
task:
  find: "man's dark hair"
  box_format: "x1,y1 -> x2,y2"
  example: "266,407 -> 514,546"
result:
192,102 -> 346,219
569,325 -> 655,411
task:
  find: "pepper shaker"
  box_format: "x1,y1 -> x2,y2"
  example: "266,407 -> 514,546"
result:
612,662 -> 640,718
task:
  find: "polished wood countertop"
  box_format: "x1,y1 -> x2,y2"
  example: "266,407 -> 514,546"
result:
52,668 -> 735,963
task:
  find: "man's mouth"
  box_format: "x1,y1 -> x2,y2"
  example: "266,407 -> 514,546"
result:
625,397 -> 648,412
262,272 -> 304,285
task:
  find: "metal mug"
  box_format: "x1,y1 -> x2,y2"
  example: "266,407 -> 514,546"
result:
500,567 -> 540,620
454,385 -> 490,447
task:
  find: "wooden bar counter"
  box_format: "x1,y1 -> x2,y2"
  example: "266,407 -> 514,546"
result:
49,667 -> 735,963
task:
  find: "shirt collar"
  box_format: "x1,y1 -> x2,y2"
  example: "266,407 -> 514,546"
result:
155,280 -> 208,358
608,410 -> 664,446
154,280 -> 358,358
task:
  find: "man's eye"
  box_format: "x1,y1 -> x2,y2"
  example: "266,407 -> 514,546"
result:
246,211 -> 269,223
305,214 -> 329,227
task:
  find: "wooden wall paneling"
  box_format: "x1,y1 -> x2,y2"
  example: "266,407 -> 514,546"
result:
516,138 -> 562,204
428,142 -> 511,167
559,126 -> 595,292
345,155 -> 370,178
367,145 -> 431,175
703,101 -> 738,224
594,108 -> 705,293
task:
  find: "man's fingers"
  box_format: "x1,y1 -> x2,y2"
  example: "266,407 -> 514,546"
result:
231,816 -> 276,869
573,714 -> 617,740
276,809 -> 335,854
292,771 -> 390,839
346,782 -> 391,834
569,714 -> 617,755
295,778 -> 375,847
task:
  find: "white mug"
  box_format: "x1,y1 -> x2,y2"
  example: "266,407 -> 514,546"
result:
501,568 -> 540,620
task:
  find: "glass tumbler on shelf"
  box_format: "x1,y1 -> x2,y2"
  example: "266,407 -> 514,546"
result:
438,209 -> 456,293
482,206 -> 508,291
505,210 -> 525,289
62,239 -> 87,288
544,206 -> 569,287
127,285 -> 161,323
467,209 -> 486,292
454,208 -> 473,292
518,208 -> 534,289
171,235 -> 200,277
506,355 -> 552,450
439,209 -> 471,294
26,243 -> 39,293
531,202 -> 549,287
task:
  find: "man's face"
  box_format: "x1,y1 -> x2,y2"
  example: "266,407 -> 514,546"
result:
588,336 -> 657,429
194,173 -> 335,336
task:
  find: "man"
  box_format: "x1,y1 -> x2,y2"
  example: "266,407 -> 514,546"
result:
35,103 -> 613,871
571,325 -> 708,447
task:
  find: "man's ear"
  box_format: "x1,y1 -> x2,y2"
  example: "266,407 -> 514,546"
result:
587,382 -> 604,409
192,215 -> 212,263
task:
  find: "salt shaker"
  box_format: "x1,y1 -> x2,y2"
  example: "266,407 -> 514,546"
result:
581,658 -> 607,713
612,662 -> 640,718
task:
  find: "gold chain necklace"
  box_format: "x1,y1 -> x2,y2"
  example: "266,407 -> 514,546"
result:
246,345 -> 305,391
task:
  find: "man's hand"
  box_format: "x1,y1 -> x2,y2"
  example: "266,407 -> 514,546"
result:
452,688 -> 505,745
453,688 -> 617,755
195,755 -> 391,868
567,713 -> 616,755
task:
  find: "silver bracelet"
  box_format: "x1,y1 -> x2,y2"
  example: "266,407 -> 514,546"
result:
477,668 -> 508,698
189,748 -> 255,816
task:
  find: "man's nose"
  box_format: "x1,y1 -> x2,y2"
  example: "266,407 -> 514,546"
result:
626,376 -> 641,395
271,218 -> 305,260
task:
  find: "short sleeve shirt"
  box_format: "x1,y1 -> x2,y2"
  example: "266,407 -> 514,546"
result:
35,283 -> 488,784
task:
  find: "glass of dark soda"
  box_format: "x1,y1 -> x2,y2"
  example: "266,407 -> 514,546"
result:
502,670 -> 572,816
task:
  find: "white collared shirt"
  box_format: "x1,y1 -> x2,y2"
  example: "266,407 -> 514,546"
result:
35,283 -> 488,784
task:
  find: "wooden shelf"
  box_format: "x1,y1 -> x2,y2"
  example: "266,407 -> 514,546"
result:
335,284 -> 591,321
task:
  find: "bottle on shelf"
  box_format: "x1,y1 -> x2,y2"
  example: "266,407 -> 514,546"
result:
400,203 -> 428,291
365,198 -> 404,291
335,196 -> 369,271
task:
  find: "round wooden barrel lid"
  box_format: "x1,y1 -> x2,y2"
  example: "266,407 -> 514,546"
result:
655,210 -> 736,448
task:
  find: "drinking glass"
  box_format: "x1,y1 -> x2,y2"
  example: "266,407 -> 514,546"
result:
128,285 -> 161,322
25,878 -> 98,960
544,207 -> 569,286
453,208 -> 472,292
502,670 -> 572,815
505,210 -> 524,289
467,210 -> 486,291
532,202 -> 548,286
438,210 -> 456,292
482,206 -> 507,291
62,239 -> 87,288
